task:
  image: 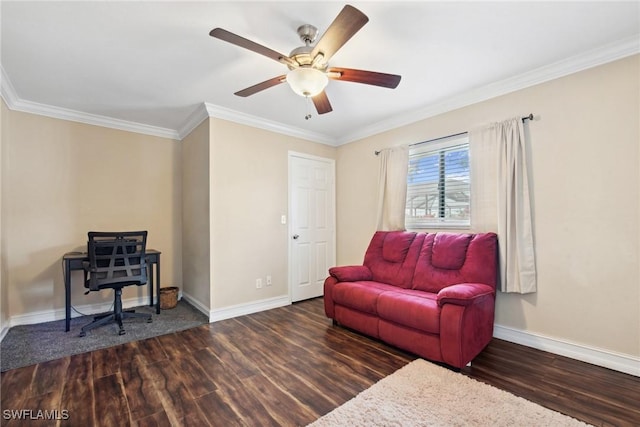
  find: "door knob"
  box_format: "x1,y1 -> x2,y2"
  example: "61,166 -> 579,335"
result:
292,234 -> 299,240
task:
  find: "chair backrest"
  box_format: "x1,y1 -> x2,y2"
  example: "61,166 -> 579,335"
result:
86,231 -> 148,291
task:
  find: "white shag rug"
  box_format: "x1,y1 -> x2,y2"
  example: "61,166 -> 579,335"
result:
309,359 -> 591,427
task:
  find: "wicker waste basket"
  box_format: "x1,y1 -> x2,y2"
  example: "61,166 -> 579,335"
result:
160,286 -> 179,309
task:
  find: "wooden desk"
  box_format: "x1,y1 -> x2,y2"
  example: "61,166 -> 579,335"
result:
62,249 -> 161,332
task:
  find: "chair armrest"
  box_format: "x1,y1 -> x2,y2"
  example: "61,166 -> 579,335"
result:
437,283 -> 495,307
329,265 -> 373,282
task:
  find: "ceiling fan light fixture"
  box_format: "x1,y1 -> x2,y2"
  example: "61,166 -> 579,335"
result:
286,67 -> 328,97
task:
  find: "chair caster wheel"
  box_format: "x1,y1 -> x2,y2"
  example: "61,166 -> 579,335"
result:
147,318 -> 153,323
119,330 -> 126,335
79,331 -> 86,337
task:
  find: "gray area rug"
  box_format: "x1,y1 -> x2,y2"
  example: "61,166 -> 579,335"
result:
309,358 -> 592,427
0,300 -> 208,372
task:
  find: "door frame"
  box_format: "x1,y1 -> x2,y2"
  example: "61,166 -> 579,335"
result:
287,151 -> 336,303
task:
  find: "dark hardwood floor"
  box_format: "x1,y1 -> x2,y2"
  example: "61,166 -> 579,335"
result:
1,297 -> 638,426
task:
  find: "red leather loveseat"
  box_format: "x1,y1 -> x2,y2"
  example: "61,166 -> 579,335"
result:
324,231 -> 498,369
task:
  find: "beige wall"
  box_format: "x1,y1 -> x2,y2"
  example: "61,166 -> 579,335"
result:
3,110 -> 182,319
336,55 -> 640,358
0,100 -> 7,333
181,119 -> 211,309
208,118 -> 336,309
180,116 -> 337,313
1,102 -> 337,323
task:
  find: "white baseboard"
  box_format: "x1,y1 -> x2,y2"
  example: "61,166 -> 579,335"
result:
208,295 -> 291,322
494,324 -> 640,377
179,292 -> 291,323
180,291 -> 210,317
6,295 -> 152,328
3,292 -> 290,334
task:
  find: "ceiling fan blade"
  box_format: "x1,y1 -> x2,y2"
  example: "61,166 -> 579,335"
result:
328,67 -> 401,89
210,28 -> 296,67
311,5 -> 369,63
312,91 -> 333,114
234,75 -> 287,97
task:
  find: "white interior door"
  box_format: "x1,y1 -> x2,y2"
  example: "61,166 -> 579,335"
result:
289,153 -> 336,302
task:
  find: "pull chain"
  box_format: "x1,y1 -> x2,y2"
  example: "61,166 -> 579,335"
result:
305,97 -> 313,120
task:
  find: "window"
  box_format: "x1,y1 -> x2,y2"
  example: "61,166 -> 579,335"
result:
405,134 -> 470,229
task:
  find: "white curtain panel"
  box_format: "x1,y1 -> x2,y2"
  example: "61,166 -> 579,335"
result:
470,130 -> 499,233
376,146 -> 409,231
470,118 -> 537,293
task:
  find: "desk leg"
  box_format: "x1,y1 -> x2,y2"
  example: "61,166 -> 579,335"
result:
65,259 -> 71,332
156,256 -> 161,314
149,262 -> 154,308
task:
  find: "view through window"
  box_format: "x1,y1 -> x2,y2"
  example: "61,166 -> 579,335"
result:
405,134 -> 470,229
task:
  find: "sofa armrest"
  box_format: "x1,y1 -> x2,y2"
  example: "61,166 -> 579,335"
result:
437,283 -> 495,307
329,265 -> 373,282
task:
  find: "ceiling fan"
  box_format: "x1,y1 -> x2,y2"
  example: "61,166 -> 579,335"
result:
209,4 -> 401,116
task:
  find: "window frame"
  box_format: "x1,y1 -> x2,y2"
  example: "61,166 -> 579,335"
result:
405,134 -> 471,230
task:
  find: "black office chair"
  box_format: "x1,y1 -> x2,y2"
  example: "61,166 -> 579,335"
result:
80,231 -> 152,337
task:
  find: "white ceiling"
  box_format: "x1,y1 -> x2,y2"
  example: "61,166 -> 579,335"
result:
2,1 -> 639,145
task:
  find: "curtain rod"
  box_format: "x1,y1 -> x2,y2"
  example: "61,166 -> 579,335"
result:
374,113 -> 534,155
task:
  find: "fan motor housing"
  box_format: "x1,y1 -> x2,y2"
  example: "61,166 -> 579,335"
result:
297,24 -> 318,44
289,46 -> 316,68
289,24 -> 327,70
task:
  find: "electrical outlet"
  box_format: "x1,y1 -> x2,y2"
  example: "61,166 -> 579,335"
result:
256,278 -> 263,289
266,275 -> 272,286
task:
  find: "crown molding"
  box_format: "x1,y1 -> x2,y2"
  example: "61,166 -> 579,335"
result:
177,103 -> 211,140
202,102 -> 337,146
2,36 -> 638,145
1,65 -> 179,140
0,65 -> 19,108
177,102 -> 338,145
338,35 -> 640,145
16,99 -> 180,140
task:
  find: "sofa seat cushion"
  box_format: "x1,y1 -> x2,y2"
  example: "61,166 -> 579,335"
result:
377,289 -> 440,334
332,281 -> 398,315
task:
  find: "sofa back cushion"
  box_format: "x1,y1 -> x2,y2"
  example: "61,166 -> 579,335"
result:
363,231 -> 425,288
431,232 -> 472,270
412,232 -> 498,293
